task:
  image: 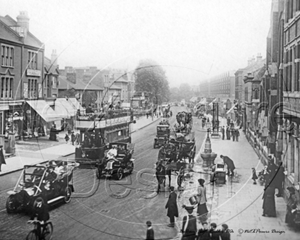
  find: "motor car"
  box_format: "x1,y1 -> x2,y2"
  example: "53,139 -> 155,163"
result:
153,125 -> 170,148
6,160 -> 79,214
96,142 -> 134,180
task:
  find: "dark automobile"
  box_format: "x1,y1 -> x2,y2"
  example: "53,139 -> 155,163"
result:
6,160 -> 79,214
154,125 -> 170,149
96,142 -> 134,180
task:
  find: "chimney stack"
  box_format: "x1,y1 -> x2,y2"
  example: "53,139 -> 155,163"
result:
16,11 -> 29,32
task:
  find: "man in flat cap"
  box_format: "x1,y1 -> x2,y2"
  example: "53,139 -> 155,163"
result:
181,205 -> 197,240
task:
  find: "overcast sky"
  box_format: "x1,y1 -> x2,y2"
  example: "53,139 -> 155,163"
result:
1,0 -> 272,87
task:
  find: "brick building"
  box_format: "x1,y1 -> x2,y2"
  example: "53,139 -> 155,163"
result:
0,11 -> 44,138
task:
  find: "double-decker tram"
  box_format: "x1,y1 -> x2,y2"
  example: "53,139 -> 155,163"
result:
74,109 -> 135,166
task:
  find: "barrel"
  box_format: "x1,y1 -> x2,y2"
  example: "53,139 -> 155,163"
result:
189,195 -> 198,205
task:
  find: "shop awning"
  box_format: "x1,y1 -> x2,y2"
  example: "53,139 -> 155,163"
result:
26,100 -> 62,122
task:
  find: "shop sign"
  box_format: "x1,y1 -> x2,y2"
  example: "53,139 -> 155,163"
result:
27,69 -> 41,77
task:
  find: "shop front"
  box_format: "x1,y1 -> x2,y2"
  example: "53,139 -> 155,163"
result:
24,98 -> 84,138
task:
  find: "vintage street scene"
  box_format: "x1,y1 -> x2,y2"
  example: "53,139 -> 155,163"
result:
1,0 -> 300,239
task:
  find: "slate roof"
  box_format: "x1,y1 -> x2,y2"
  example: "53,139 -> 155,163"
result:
58,76 -> 103,91
0,14 -> 43,49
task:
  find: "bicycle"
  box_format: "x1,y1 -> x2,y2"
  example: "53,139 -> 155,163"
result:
26,220 -> 53,240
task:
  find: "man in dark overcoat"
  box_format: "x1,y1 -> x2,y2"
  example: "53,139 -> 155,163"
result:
221,126 -> 225,140
165,186 -> 178,227
0,146 -> 6,172
181,205 -> 197,240
220,155 -> 235,176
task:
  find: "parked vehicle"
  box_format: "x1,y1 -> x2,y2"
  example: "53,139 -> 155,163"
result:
96,142 -> 135,180
6,160 -> 79,214
210,158 -> 227,184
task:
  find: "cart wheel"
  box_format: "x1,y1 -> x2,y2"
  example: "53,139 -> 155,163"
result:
128,162 -> 134,174
6,195 -> 17,214
96,167 -> 102,179
63,186 -> 72,203
177,175 -> 183,187
116,168 -> 124,180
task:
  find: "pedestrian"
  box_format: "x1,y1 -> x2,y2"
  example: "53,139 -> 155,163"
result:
165,186 -> 178,227
251,168 -> 258,185
235,129 -> 240,142
65,133 -> 70,143
197,178 -> 208,224
0,146 -> 6,172
220,155 -> 235,176
71,131 -> 75,145
181,205 -> 197,240
274,162 -> 284,197
266,156 -> 277,186
197,222 -> 210,240
209,223 -> 220,240
285,187 -> 298,224
226,126 -> 230,140
262,181 -> 276,217
221,126 -> 225,140
145,221 -> 154,240
220,223 -> 231,240
231,128 -> 235,141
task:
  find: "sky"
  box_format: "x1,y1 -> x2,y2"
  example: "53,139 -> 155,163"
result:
0,0 -> 272,87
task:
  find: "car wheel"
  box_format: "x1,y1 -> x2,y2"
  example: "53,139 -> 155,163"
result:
128,162 -> 134,174
64,186 -> 72,203
6,195 -> 17,214
116,168 -> 124,180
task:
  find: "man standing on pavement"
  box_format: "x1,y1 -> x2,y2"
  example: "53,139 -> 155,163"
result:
221,126 -> 225,140
181,205 -> 197,240
220,155 -> 235,176
165,186 -> 178,227
235,129 -> 240,142
0,146 -> 6,172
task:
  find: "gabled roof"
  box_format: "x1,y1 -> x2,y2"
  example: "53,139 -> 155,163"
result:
58,76 -> 103,91
0,14 -> 43,49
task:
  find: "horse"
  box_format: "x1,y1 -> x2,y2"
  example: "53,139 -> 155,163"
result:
155,160 -> 172,193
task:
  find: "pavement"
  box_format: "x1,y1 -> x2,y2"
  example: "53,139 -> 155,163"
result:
174,116 -> 299,240
0,114 -> 160,176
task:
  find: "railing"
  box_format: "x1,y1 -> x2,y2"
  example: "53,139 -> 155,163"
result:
246,129 -> 268,166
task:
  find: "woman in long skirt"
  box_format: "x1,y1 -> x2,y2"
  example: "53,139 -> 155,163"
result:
197,179 -> 208,223
262,185 -> 276,217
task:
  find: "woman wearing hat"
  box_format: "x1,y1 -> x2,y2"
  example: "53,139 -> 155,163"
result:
197,178 -> 208,223
285,187 -> 298,224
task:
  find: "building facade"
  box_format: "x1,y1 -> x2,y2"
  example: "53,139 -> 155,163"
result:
282,0 -> 300,199
0,11 -> 44,139
209,71 -> 235,99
